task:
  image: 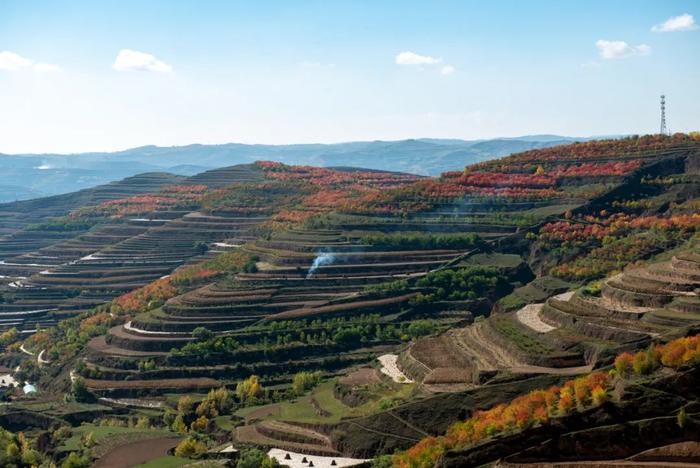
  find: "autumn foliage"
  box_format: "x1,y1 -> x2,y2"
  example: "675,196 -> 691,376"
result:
536,212 -> 700,281
74,185 -> 208,218
395,334 -> 700,468
112,250 -> 251,314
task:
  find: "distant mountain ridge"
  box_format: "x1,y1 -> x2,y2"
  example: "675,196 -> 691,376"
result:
0,135 -> 607,202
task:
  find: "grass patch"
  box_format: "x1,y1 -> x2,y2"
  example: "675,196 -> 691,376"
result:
135,456 -> 190,468
213,415 -> 236,431
491,316 -> 552,355
518,203 -> 582,218
58,424 -> 173,454
238,379 -> 415,424
498,293 -> 526,312
462,253 -> 523,269
513,276 -> 573,303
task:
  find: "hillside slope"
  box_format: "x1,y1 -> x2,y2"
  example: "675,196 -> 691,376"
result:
0,133 -> 698,467
0,136 -> 589,202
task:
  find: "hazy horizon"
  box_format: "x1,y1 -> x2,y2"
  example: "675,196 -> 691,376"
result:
1,133 -> 612,157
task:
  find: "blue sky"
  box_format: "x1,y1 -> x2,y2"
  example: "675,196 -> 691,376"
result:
1,0 -> 698,153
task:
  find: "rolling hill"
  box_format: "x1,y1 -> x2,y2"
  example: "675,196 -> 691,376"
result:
0,135 -> 595,203
0,133 -> 698,467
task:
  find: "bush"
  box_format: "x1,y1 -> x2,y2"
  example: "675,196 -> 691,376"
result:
236,375 -> 263,404
243,260 -> 259,273
292,371 -> 322,396
71,377 -> 95,403
614,352 -> 634,375
61,452 -> 91,468
192,327 -> 215,342
237,448 -> 282,468
190,415 -> 209,433
174,438 -> 207,458
372,455 -> 394,468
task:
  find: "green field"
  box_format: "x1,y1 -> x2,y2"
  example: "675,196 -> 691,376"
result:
135,456 -> 191,468
58,424 -> 174,453
236,378 -> 416,425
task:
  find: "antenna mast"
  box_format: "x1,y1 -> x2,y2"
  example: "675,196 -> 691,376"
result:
660,95 -> 668,135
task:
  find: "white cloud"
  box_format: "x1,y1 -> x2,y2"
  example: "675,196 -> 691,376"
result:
440,65 -> 455,75
112,49 -> 172,72
595,40 -> 651,59
395,51 -> 442,66
652,13 -> 697,32
0,51 -> 33,71
0,51 -> 60,72
34,63 -> 61,72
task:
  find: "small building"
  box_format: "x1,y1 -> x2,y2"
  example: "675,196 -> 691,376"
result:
23,383 -> 37,394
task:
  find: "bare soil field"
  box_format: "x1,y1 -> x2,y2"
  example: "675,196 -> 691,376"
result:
93,436 -> 181,468
338,367 -> 381,386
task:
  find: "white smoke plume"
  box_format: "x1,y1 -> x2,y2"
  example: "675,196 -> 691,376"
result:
306,252 -> 336,279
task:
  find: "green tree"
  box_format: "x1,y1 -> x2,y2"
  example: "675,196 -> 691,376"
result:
0,328 -> 18,348
292,371 -> 322,396
71,377 -> 95,403
172,414 -> 188,434
190,415 -> 209,433
192,327 -> 214,342
5,442 -> 19,459
62,452 -> 91,468
177,395 -> 196,416
82,432 -> 95,448
237,448 -> 282,468
243,260 -> 259,273
135,416 -> 150,429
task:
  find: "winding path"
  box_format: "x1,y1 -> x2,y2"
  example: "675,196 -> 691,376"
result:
516,303 -> 557,333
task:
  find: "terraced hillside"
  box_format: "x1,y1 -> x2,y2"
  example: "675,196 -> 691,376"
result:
0,172 -> 184,236
402,249 -> 700,390
391,333 -> 700,467
65,136 -> 698,398
0,164 -> 268,332
1,134 -> 699,468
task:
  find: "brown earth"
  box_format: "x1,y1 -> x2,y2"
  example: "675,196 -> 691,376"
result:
92,436 -> 181,468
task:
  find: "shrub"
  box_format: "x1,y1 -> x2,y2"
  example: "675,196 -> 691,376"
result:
71,377 -> 95,403
172,415 -> 187,434
174,438 -> 207,458
372,455 -> 394,468
236,375 -> 263,404
192,327 -> 214,342
614,352 -> 634,375
292,371 -> 322,396
190,415 -> 209,433
61,452 -> 91,468
236,448 -> 282,468
591,386 -> 608,406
